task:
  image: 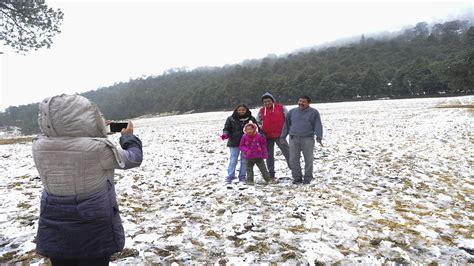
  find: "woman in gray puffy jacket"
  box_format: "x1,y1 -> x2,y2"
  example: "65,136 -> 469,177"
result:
32,94 -> 143,266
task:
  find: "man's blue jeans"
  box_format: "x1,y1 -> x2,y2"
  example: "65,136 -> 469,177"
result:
227,147 -> 246,179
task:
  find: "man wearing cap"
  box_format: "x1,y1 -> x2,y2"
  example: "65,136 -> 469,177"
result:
256,92 -> 291,181
280,95 -> 323,184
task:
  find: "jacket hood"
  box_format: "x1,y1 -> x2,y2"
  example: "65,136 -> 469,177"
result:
261,92 -> 276,103
243,121 -> 258,134
38,94 -> 108,137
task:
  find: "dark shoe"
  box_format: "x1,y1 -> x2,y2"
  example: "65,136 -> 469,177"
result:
238,176 -> 246,183
302,178 -> 312,184
225,176 -> 234,184
292,179 -> 302,184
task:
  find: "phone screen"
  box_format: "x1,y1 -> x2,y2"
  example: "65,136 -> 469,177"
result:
110,122 -> 128,132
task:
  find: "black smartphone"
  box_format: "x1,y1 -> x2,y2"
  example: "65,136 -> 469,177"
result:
109,122 -> 128,133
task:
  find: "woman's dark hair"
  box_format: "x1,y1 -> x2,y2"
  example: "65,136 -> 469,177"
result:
299,95 -> 312,103
232,104 -> 252,119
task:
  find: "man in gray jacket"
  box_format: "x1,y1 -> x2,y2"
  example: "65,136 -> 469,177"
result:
280,95 -> 323,184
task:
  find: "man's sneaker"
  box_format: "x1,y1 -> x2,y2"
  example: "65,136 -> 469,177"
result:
238,176 -> 246,183
225,176 -> 234,184
303,178 -> 313,184
292,179 -> 302,184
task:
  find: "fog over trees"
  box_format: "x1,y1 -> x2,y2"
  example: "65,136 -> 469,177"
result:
1,19 -> 473,135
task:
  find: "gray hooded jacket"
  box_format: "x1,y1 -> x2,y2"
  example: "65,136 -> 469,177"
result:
32,94 -> 139,195
32,94 -> 143,259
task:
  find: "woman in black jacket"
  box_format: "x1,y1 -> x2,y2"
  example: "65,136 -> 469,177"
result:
221,104 -> 258,184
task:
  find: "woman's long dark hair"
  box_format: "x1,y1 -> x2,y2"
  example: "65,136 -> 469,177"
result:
231,104 -> 252,120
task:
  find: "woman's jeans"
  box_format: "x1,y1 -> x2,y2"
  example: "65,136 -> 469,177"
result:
227,147 -> 246,181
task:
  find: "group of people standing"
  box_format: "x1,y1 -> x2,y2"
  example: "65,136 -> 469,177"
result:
221,92 -> 324,185
30,93 -> 323,265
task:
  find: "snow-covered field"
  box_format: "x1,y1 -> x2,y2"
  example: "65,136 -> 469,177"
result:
0,96 -> 473,265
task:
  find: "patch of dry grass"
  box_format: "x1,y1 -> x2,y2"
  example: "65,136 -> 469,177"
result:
0,251 -> 17,263
110,248 -> 139,261
435,104 -> 474,114
163,221 -> 185,238
205,230 -> 222,239
281,251 -> 297,261
244,242 -> 270,255
0,137 -> 32,145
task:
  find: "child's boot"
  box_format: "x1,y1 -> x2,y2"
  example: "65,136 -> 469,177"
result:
246,175 -> 254,185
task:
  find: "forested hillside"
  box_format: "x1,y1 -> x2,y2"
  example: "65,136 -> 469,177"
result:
1,19 -> 473,135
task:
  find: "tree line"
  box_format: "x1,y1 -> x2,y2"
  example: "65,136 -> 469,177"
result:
1,19 -> 473,135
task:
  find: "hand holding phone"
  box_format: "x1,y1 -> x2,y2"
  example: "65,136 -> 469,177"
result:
120,121 -> 134,136
109,122 -> 128,133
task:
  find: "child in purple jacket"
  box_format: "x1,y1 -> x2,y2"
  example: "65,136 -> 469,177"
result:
240,122 -> 272,184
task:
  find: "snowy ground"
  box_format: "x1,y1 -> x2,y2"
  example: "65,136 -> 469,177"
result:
0,96 -> 473,265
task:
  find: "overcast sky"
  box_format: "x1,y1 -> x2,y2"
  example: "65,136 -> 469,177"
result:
1,0 -> 473,111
